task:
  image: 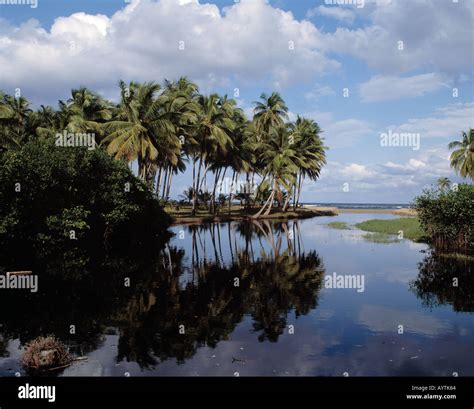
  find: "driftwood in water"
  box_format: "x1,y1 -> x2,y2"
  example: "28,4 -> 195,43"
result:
6,271 -> 33,276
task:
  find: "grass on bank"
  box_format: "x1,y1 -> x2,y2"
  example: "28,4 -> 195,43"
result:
354,218 -> 424,241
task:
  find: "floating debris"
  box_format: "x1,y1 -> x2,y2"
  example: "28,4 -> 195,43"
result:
6,271 -> 32,275
21,336 -> 72,373
410,356 -> 419,359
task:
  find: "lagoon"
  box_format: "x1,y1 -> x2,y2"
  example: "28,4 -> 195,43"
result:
0,212 -> 472,377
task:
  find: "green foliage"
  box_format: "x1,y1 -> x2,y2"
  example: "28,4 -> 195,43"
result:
0,139 -> 171,251
448,129 -> 474,180
412,184 -> 474,254
327,221 -> 351,230
355,218 -> 423,241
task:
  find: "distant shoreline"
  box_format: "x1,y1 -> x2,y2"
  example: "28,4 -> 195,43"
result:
303,205 -> 417,216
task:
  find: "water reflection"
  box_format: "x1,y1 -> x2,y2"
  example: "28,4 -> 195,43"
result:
1,218 -> 473,376
0,220 -> 325,373
411,254 -> 474,313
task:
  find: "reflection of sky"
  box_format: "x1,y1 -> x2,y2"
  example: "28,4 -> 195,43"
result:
358,305 -> 449,337
2,214 -> 473,377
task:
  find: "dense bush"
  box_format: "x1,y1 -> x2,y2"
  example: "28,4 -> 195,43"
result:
0,140 -> 172,253
412,184 -> 474,255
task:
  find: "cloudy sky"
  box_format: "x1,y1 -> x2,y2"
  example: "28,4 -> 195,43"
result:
0,0 -> 473,203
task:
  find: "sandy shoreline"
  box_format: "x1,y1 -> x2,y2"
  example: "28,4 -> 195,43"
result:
303,205 -> 417,216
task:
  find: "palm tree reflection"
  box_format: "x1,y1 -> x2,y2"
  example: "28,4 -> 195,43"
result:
0,220 -> 325,371
115,220 -> 325,366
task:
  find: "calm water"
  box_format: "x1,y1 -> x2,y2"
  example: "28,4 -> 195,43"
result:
0,213 -> 473,376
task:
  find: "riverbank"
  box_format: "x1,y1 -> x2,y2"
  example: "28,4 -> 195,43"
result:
165,204 -> 416,225
165,205 -> 337,225
303,205 -> 417,216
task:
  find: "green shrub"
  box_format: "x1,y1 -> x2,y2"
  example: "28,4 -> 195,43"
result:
0,140 -> 172,253
412,184 -> 474,254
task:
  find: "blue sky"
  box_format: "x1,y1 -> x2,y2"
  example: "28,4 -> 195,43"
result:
0,0 -> 473,203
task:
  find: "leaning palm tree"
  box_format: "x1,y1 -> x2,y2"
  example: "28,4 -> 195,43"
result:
290,116 -> 327,209
448,129 -> 474,181
253,125 -> 299,218
436,177 -> 451,192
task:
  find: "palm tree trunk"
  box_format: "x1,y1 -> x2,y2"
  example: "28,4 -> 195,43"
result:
282,193 -> 291,212
161,166 -> 169,199
253,189 -> 275,218
211,168 -> 221,214
166,169 -> 173,200
156,166 -> 163,197
228,170 -> 236,214
192,156 -> 203,215
295,172 -> 303,209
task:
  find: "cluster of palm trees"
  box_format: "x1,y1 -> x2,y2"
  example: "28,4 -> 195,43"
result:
0,78 -> 328,217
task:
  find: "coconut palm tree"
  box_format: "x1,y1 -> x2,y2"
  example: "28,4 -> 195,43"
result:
65,87 -> 112,141
25,105 -> 60,140
155,78 -> 200,199
0,93 -> 32,149
253,125 -> 299,218
101,81 -> 177,188
437,177 -> 451,192
190,94 -> 235,215
290,116 -> 327,209
448,129 -> 474,180
253,92 -> 288,140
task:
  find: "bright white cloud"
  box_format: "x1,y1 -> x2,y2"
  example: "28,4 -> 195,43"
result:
320,0 -> 474,78
306,6 -> 356,23
0,0 -> 340,103
359,73 -> 447,102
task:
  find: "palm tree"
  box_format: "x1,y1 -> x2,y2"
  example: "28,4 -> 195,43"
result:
290,116 -> 327,209
155,78 -> 199,199
253,125 -> 299,217
65,87 -> 112,141
101,81 -> 177,188
0,93 -> 32,149
437,177 -> 451,192
253,92 -> 288,140
190,94 -> 235,215
179,187 -> 195,204
448,129 -> 474,180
